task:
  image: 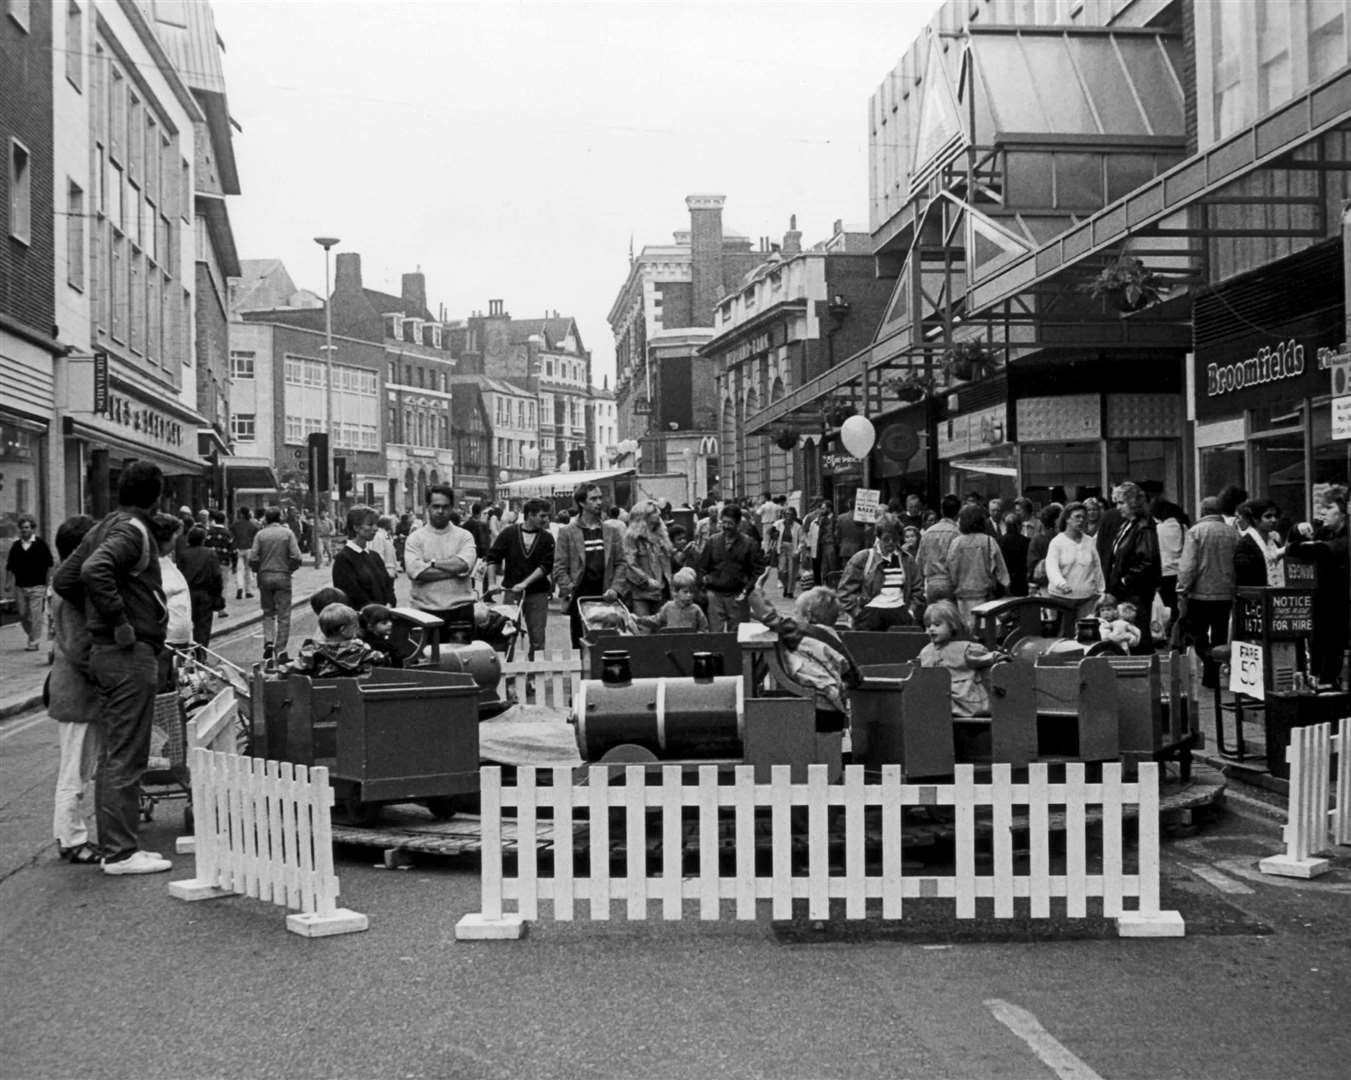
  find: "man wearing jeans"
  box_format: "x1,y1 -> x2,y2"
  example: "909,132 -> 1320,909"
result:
485,498 -> 555,659
52,461 -> 171,875
695,505 -> 764,631
249,505 -> 302,665
5,514 -> 54,651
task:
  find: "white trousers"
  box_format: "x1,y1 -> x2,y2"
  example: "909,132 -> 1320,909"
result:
53,721 -> 102,848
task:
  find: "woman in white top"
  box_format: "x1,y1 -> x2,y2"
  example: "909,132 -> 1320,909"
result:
153,514 -> 194,649
1045,501 -> 1105,621
1151,497 -> 1189,626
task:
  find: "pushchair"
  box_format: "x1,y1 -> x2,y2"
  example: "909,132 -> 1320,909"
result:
576,595 -> 638,636
142,643 -> 249,827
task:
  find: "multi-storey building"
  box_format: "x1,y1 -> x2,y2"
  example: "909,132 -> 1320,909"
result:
228,317 -> 385,511
449,302 -> 594,479
2,0 -> 56,552
451,375 -> 537,490
751,0 -> 1351,520
49,0 -> 214,519
703,217 -> 891,504
150,0 -> 242,507
448,382 -> 491,503
590,380 -> 617,469
607,195 -> 761,488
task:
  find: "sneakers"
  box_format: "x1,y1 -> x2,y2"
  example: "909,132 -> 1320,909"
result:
102,850 -> 172,875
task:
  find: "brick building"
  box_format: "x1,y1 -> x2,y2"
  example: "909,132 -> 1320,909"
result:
607,195 -> 762,488
1,0 -> 56,554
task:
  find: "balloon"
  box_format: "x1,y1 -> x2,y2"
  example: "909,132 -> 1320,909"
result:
840,414 -> 876,459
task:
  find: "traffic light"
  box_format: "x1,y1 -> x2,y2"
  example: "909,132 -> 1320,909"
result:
334,456 -> 352,499
307,432 -> 329,491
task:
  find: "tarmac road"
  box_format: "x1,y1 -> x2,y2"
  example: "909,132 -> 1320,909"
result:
4,600 -> 1351,1077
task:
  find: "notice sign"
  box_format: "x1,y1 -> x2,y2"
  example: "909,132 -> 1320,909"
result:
1229,641 -> 1265,700
1332,394 -> 1351,440
1267,591 -> 1314,637
853,488 -> 881,524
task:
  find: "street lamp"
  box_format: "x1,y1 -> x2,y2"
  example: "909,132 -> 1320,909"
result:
314,236 -> 340,530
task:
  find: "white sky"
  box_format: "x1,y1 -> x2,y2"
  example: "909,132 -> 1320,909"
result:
212,0 -> 942,384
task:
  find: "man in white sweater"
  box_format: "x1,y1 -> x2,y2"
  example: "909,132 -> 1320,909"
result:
403,485 -> 478,637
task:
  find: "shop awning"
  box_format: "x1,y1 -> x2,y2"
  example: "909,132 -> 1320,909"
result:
221,456 -> 278,491
497,468 -> 635,498
949,459 -> 1018,478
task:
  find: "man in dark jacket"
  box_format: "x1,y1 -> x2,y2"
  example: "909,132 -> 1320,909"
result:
486,498 -> 555,659
52,460 -> 171,875
695,505 -> 765,631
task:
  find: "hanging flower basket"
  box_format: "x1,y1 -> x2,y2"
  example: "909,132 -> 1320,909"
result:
824,400 -> 856,427
1082,255 -> 1164,312
943,341 -> 994,382
774,432 -> 798,451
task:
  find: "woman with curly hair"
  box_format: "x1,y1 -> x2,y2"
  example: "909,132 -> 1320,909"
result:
619,499 -> 674,617
944,504 -> 1010,629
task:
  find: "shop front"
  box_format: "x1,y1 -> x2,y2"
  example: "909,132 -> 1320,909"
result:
1192,309 -> 1348,522
63,374 -> 209,517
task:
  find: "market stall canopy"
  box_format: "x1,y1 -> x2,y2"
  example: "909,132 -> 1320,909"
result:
497,467 -> 635,499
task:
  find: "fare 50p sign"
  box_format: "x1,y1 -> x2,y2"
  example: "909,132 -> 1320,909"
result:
1228,641 -> 1264,700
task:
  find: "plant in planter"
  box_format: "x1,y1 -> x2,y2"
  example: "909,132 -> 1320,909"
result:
774,431 -> 798,451
883,374 -> 928,403
1083,254 -> 1164,312
943,340 -> 995,382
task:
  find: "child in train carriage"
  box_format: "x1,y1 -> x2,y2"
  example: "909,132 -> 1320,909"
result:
358,603 -> 404,668
635,567 -> 709,634
917,599 -> 1006,717
283,603 -> 388,678
1095,594 -> 1142,652
748,579 -> 860,734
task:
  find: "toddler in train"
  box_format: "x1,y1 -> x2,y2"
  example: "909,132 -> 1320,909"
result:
916,600 -> 1005,717
749,581 -> 859,733
1095,594 -> 1142,651
284,603 -> 388,678
636,567 -> 709,634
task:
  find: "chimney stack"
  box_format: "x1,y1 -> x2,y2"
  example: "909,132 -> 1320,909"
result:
402,271 -> 427,316
334,252 -> 362,296
783,214 -> 802,256
686,194 -> 726,328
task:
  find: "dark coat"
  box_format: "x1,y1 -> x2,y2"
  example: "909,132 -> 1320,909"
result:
1106,514 -> 1160,603
331,544 -> 396,611
1233,534 -> 1269,589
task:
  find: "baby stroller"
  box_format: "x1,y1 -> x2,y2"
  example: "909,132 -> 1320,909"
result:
576,595 -> 638,636
142,643 -> 250,827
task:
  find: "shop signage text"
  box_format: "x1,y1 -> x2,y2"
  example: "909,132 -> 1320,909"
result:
821,452 -> 862,474
93,351 -> 109,414
1206,339 -> 1304,398
104,393 -> 185,448
723,332 -> 772,367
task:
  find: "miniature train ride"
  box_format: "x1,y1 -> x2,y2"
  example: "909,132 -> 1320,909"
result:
247,594 -> 1201,826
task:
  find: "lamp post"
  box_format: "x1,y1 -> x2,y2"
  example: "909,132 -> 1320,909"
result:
314,236 -> 340,535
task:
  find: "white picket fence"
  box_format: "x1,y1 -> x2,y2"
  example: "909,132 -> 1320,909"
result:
168,748 -> 368,937
1260,717 -> 1351,879
455,762 -> 1183,939
501,651 -> 581,710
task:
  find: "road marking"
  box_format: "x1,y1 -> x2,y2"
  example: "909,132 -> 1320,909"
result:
1182,862 -> 1255,894
985,999 -> 1104,1080
0,711 -> 49,741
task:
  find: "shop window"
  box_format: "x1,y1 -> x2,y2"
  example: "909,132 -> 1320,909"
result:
1199,445 -> 1244,508
1021,442 -> 1102,502
1107,439 -> 1180,501
1251,432 -> 1305,519
1311,406 -> 1349,507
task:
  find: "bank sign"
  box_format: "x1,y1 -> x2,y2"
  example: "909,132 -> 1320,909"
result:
1194,309 -> 1345,421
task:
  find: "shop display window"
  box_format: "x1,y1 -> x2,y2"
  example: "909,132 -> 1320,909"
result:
1200,445 -> 1244,506
1107,439 -> 1181,501
1251,432 -> 1306,518
1311,404 -> 1350,506
1020,442 -> 1101,502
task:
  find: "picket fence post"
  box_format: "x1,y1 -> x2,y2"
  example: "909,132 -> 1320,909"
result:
1260,719 -> 1351,879
169,748 -> 368,937
456,760 -> 1184,940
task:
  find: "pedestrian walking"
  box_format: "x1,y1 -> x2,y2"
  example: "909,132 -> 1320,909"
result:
1107,481 -> 1162,654
370,515 -> 400,583
838,514 -> 924,630
51,460 -> 171,874
553,483 -> 626,648
249,505 -> 303,665
178,527 -> 224,652
916,494 -> 961,603
944,504 -> 1010,630
229,507 -> 259,599
695,504 -> 764,632
5,513 -> 54,651
1044,501 -> 1104,620
331,505 -> 396,612
777,508 -> 802,599
205,510 -> 236,614
619,500 -> 674,617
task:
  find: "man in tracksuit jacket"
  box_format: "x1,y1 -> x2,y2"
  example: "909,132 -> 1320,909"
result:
53,460 -> 171,874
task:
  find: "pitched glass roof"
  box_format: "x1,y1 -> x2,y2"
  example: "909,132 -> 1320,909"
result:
969,28 -> 1185,140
